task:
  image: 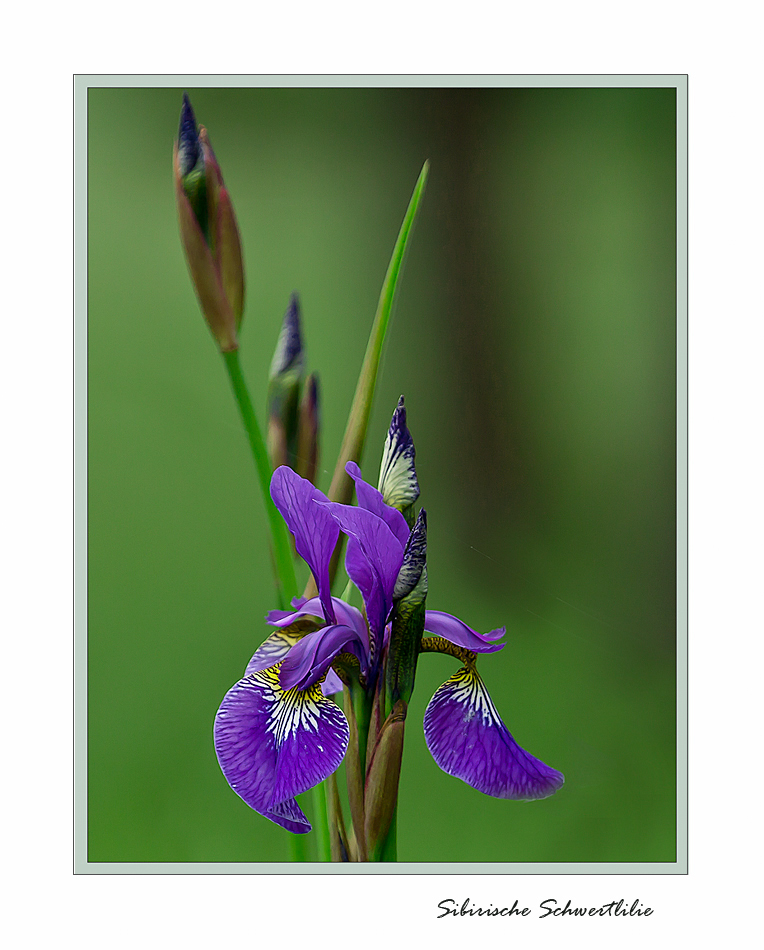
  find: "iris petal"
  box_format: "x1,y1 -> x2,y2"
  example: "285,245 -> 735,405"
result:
423,666 -> 564,801
322,668 -> 344,696
266,596 -> 366,638
318,501 -> 404,646
245,628 -> 307,676
267,796 -> 312,834
424,610 -> 505,653
270,467 -> 339,622
279,623 -> 369,690
247,621 -> 352,697
214,666 -> 349,832
346,460 -> 410,547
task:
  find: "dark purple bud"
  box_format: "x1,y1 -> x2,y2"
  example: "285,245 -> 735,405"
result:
177,93 -> 201,177
268,294 -> 306,470
386,509 -> 428,711
269,293 -> 304,378
393,509 -> 427,601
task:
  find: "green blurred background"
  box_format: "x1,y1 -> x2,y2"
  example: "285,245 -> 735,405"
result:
87,86 -> 676,863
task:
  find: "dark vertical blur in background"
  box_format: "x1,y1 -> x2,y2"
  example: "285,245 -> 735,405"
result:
87,86 -> 676,863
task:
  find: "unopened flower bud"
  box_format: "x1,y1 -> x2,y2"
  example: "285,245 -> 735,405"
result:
393,509 -> 427,601
174,94 -> 244,352
386,510 -> 428,710
267,294 -> 305,470
364,701 -> 407,860
378,396 -> 419,521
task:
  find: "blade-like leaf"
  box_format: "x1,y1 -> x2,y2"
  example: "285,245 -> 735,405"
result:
304,161 -> 429,597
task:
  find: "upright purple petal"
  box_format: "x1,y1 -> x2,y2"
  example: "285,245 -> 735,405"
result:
346,460 -> 410,547
318,501 -> 404,646
423,666 -> 564,801
214,666 -> 349,832
270,467 -> 339,622
424,610 -> 506,654
279,624 -> 369,690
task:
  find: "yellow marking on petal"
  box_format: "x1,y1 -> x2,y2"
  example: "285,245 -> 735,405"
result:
436,666 -> 502,727
254,665 -> 330,745
419,636 -> 476,666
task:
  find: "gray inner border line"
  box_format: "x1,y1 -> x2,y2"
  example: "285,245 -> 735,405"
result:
73,73 -> 688,875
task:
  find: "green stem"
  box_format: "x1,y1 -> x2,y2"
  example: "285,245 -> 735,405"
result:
352,686 -> 372,782
312,782 -> 331,863
224,350 -> 326,862
378,805 -> 397,862
222,349 -> 299,608
289,800 -> 311,861
326,772 -> 349,861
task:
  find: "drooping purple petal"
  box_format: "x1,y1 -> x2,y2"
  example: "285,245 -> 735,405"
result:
266,675 -> 349,808
214,666 -> 349,832
318,501 -> 405,647
266,796 -> 312,834
424,610 -> 506,654
346,460 -> 410,547
270,466 -> 339,622
279,624 -> 369,690
423,666 -> 564,801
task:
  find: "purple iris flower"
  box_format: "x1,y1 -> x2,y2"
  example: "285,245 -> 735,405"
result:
214,399 -> 564,834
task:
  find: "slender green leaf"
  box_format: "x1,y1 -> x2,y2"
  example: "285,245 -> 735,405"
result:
305,161 -> 429,598
328,160 -> 429,507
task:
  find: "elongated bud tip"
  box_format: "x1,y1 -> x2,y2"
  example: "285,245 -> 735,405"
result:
268,294 -> 307,470
177,93 -> 201,177
378,395 -> 420,512
270,293 -> 304,379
